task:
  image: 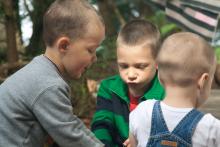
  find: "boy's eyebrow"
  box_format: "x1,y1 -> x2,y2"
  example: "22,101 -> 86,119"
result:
134,62 -> 149,65
117,62 -> 150,65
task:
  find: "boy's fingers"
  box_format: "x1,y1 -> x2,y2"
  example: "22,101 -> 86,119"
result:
123,139 -> 130,146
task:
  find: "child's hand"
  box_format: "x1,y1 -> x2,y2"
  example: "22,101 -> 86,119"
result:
123,139 -> 131,147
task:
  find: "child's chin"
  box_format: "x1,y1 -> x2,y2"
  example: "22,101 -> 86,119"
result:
68,72 -> 82,80
75,73 -> 82,79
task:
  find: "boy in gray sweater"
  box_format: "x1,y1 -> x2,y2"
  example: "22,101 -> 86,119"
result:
0,0 -> 105,147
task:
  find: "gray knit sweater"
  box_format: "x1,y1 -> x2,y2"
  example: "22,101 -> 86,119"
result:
0,55 -> 103,147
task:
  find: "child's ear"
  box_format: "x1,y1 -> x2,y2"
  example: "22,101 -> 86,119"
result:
155,63 -> 158,69
57,37 -> 70,53
198,73 -> 209,90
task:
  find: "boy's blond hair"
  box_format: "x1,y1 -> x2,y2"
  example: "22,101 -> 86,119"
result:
117,19 -> 161,58
43,0 -> 104,47
157,32 -> 216,87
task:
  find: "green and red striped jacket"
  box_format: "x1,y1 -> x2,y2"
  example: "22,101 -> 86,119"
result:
91,73 -> 165,147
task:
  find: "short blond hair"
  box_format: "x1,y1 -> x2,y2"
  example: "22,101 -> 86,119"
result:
43,0 -> 104,47
117,19 -> 161,58
157,32 -> 216,87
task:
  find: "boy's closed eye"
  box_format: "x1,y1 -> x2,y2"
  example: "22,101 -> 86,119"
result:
118,63 -> 149,70
134,63 -> 149,69
118,63 -> 129,69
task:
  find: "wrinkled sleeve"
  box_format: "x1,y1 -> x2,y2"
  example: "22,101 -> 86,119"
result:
32,85 -> 103,147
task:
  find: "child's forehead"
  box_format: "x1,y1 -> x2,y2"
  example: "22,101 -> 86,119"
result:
117,45 -> 155,61
117,43 -> 153,54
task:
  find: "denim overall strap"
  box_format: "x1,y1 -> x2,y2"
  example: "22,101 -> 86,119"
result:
149,101 -> 169,136
171,108 -> 204,144
147,101 -> 204,147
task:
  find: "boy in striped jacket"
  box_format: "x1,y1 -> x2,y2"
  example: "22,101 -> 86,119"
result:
91,19 -> 165,147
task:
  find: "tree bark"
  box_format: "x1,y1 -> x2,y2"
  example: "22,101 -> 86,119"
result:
2,0 -> 19,64
26,0 -> 53,56
109,0 -> 126,26
14,0 -> 24,53
96,0 -> 118,36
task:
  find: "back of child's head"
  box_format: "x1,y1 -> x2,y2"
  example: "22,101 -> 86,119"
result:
157,32 -> 216,87
43,0 -> 104,47
117,19 -> 161,58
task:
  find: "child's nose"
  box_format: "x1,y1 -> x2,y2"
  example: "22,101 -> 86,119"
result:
127,69 -> 137,81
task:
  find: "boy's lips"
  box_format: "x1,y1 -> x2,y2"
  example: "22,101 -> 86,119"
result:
127,82 -> 138,86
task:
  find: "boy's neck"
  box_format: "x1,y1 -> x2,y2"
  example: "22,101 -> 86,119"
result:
163,85 -> 198,108
44,48 -> 68,80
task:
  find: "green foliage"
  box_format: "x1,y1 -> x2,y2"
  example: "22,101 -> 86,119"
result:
148,11 -> 181,40
88,0 -> 97,4
149,11 -> 167,28
161,24 -> 178,36
215,46 -> 220,63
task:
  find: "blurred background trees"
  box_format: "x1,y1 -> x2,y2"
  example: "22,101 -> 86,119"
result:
0,0 -> 181,64
0,0 -> 219,119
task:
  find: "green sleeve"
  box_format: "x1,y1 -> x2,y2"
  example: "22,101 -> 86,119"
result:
91,81 -> 118,147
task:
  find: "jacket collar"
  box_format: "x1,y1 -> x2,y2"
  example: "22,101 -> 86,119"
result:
109,72 -> 163,103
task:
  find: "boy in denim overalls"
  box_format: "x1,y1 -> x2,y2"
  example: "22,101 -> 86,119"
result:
129,32 -> 220,147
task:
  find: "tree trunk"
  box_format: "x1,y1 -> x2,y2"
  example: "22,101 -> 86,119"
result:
2,0 -> 19,64
96,0 -> 118,36
26,0 -> 54,56
14,0 -> 24,53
